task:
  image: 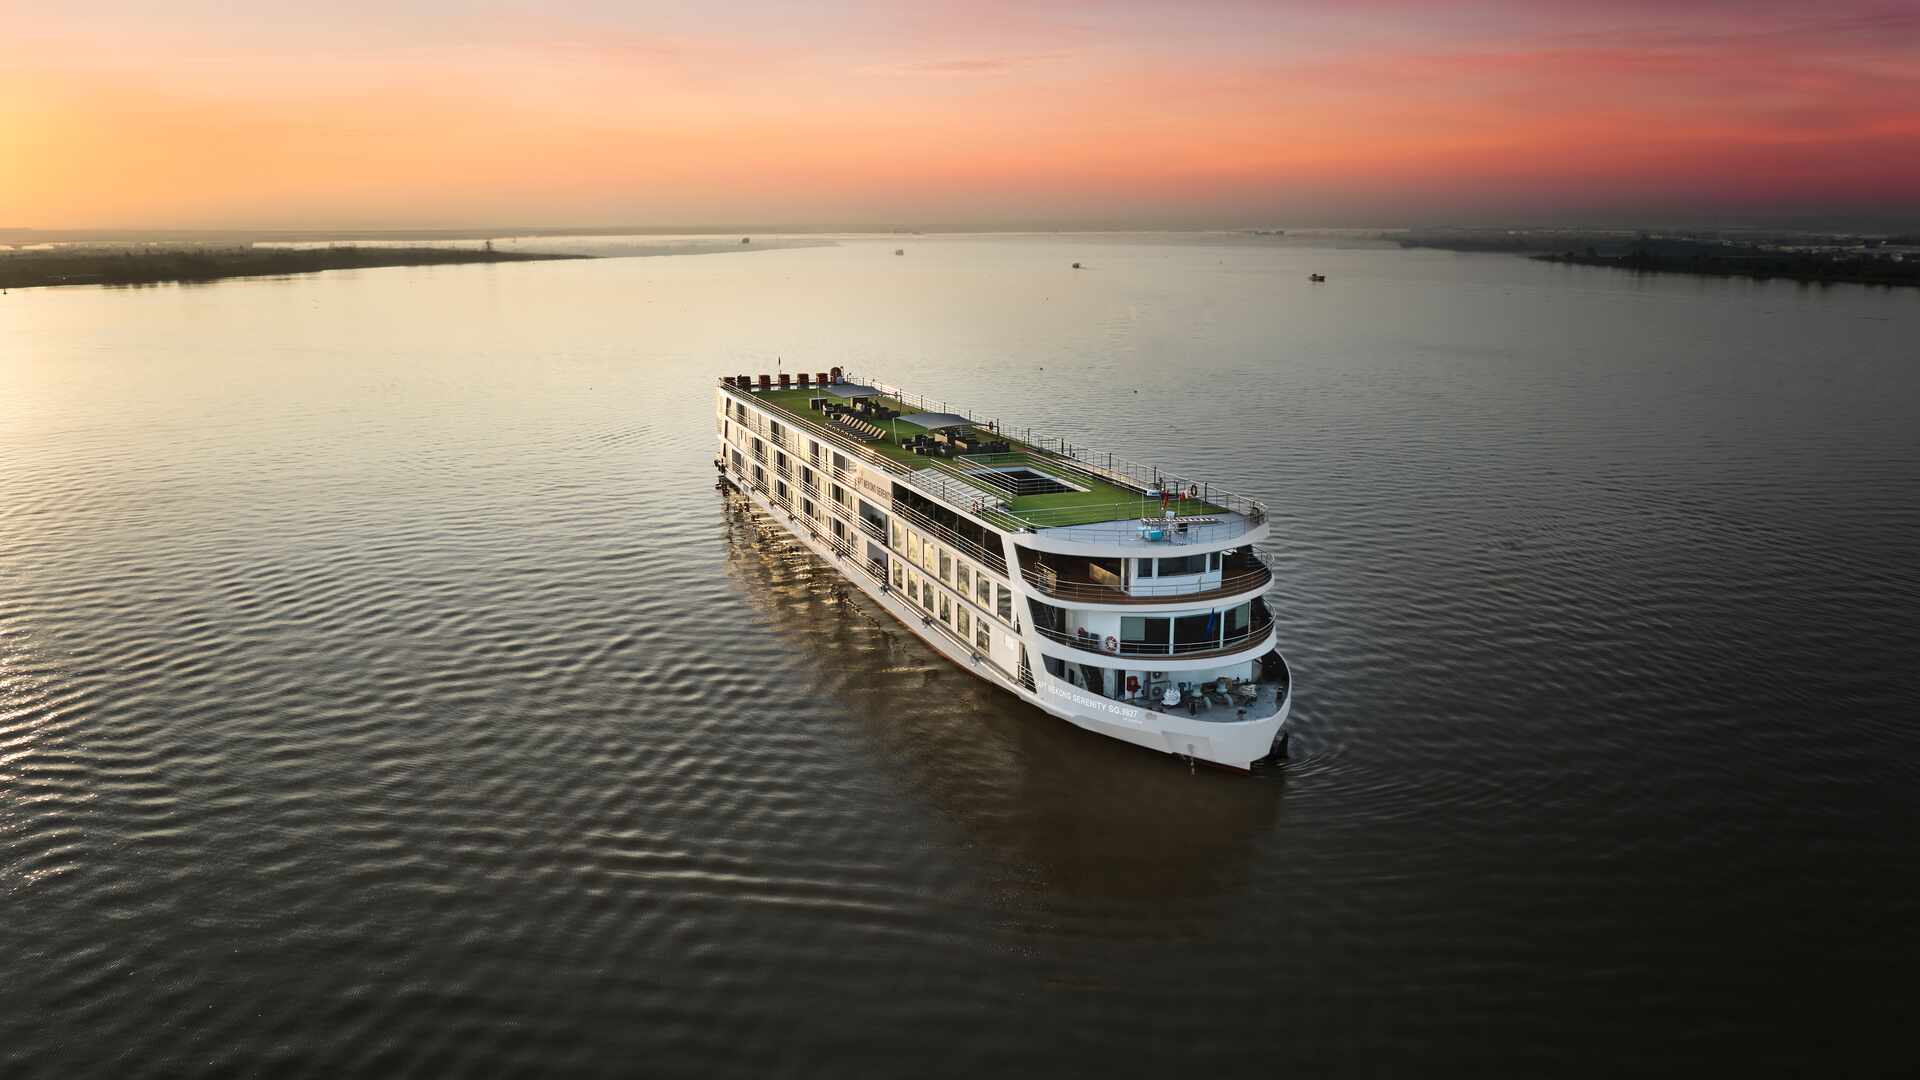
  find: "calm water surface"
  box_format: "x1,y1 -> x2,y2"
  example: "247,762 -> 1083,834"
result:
3,235 -> 1918,1074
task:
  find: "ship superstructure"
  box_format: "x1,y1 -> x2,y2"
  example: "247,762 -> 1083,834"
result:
715,368 -> 1291,770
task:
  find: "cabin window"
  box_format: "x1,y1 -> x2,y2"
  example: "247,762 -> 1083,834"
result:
832,452 -> 849,473
976,576 -> 992,606
939,551 -> 952,583
769,420 -> 784,443
957,609 -> 970,637
919,578 -> 935,613
956,564 -> 971,595
891,521 -> 904,549
810,442 -> 820,465
921,543 -> 937,574
976,623 -> 991,651
907,532 -> 921,562
995,587 -> 1012,623
893,561 -> 904,588
939,594 -> 951,622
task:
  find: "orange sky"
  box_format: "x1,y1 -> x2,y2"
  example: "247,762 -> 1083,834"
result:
4,1 -> 1917,228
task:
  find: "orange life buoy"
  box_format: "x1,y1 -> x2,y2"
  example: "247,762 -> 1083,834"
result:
1104,635 -> 1119,653
1186,484 -> 1199,500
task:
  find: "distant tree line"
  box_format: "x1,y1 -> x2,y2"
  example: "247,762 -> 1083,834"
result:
0,245 -> 586,290
1535,243 -> 1920,288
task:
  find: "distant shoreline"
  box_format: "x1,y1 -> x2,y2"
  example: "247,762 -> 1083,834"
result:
1528,250 -> 1920,289
1397,233 -> 1920,289
0,246 -> 590,291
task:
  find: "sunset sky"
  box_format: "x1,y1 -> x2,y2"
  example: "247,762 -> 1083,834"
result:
5,0 -> 1917,229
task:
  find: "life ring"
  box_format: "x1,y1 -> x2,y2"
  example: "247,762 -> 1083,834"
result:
1186,484 -> 1199,500
1104,635 -> 1119,653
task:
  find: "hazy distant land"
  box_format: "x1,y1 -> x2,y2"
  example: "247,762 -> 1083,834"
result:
0,245 -> 599,291
1399,228 -> 1920,288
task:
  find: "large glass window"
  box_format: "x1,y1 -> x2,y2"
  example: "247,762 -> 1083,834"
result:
939,551 -> 952,583
1159,554 -> 1207,576
919,578 -> 935,612
893,561 -> 904,588
976,575 -> 992,606
956,564 -> 970,595
1121,616 -> 1170,647
957,608 -> 970,637
908,533 -> 921,562
921,543 -> 937,574
1174,612 -> 1216,649
1226,602 -> 1250,635
939,594 -> 951,622
995,587 -> 1012,622
976,623 -> 991,651
891,521 -> 904,549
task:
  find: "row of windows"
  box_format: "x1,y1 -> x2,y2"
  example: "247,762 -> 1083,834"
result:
891,519 -> 1013,626
893,560 -> 994,654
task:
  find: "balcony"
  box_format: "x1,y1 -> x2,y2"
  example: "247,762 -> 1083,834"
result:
1032,601 -> 1274,660
1020,547 -> 1272,605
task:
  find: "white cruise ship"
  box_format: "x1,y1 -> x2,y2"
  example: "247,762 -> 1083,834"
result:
715,368 -> 1293,771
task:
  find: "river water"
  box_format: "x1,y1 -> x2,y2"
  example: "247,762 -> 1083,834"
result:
3,234 -> 1917,1074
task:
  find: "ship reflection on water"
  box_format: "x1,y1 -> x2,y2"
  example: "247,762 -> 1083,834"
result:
718,490 -> 1289,913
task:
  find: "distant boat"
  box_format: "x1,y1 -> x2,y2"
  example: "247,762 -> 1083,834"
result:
1071,262 -> 1082,269
895,249 -> 904,256
1309,273 -> 1326,282
742,237 -> 751,244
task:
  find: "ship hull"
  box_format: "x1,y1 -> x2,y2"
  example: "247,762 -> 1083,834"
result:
723,472 -> 1292,771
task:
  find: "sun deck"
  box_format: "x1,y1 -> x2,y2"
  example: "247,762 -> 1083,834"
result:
731,379 -> 1260,532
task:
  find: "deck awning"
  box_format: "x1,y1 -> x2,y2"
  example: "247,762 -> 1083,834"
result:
898,412 -> 972,430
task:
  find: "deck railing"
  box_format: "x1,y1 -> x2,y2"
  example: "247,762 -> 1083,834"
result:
720,375 -> 1267,536
1033,606 -> 1275,660
886,499 -> 1009,576
1024,548 -> 1273,604
856,374 -> 1269,527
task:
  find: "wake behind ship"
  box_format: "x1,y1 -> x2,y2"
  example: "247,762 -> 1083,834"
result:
715,368 -> 1292,770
